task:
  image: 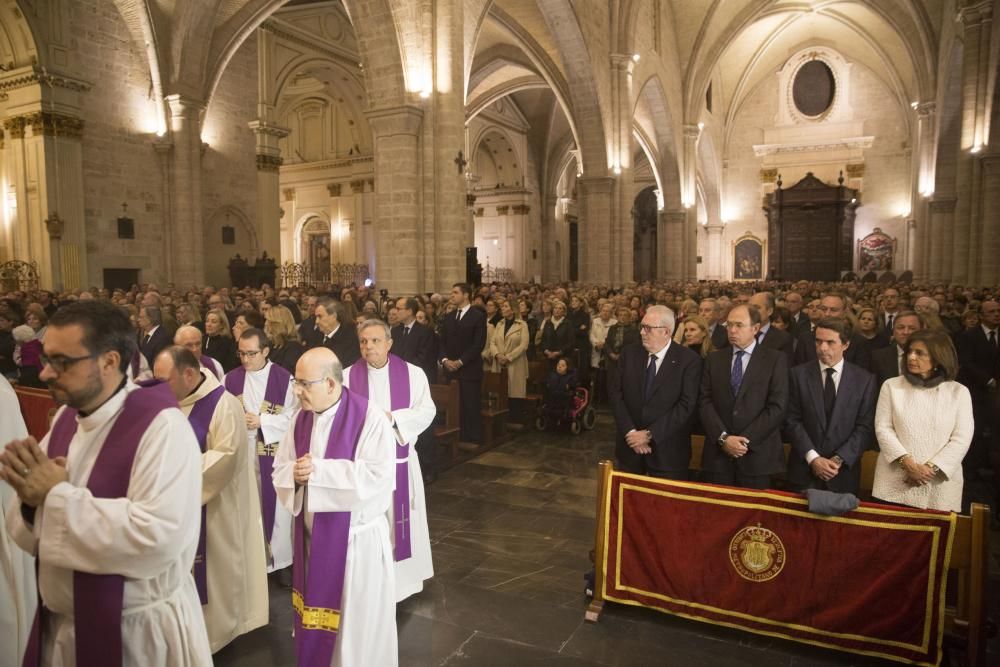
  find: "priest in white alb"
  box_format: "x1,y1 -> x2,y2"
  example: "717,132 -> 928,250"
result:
273,347 -> 398,667
225,327 -> 297,572
1,373 -> 35,667
153,346 -> 269,653
343,318 -> 435,601
1,300 -> 210,666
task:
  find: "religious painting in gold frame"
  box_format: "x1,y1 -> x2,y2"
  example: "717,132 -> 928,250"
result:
857,227 -> 896,272
733,232 -> 766,281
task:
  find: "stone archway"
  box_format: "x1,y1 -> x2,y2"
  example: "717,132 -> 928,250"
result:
633,186 -> 658,282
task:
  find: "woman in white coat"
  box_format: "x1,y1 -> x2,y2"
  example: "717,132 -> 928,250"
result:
489,300 -> 530,420
873,329 -> 973,511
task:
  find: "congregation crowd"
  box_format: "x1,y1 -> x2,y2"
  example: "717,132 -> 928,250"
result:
0,275 -> 997,666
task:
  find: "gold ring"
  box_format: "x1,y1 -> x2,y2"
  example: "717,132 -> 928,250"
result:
21,468 -> 29,476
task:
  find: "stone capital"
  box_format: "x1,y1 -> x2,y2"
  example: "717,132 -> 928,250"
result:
609,53 -> 635,73
256,154 -> 283,172
915,102 -> 936,117
959,1 -> 992,25
3,111 -> 84,139
165,94 -> 206,119
928,197 -> 958,214
660,209 -> 688,225
577,176 -> 614,195
682,124 -> 701,140
365,104 -> 423,136
248,120 -> 290,139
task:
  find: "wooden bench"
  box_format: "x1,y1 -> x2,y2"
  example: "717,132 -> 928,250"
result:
428,381 -> 461,456
480,369 -> 509,448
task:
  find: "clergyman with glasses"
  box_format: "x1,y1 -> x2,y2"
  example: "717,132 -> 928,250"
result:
224,327 -> 298,574
610,305 -> 702,479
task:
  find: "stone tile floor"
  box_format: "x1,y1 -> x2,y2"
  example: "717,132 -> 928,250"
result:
216,410 -> 1000,666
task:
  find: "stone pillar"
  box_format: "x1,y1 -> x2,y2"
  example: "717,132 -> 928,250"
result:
44,213 -> 64,292
153,139 -> 174,280
905,218 -> 917,271
927,198 -> 956,282
952,2 -> 992,282
166,95 -> 206,287
578,177 -> 614,283
705,221 -> 725,280
542,194 -> 559,282
660,209 -> 687,280
681,125 -> 701,279
366,105 -> 423,294
249,121 -> 289,263
977,154 -> 1000,283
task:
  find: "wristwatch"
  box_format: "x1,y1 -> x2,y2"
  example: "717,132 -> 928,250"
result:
830,454 -> 844,466
927,462 -> 941,475
718,431 -> 729,446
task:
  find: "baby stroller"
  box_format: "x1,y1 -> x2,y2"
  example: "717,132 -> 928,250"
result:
535,365 -> 597,434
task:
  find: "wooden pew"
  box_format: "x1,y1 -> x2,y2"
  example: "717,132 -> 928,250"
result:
945,503 -> 990,666
480,369 -> 509,448
428,381 -> 461,457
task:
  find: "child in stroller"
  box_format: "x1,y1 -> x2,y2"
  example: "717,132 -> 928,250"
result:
535,358 -> 596,433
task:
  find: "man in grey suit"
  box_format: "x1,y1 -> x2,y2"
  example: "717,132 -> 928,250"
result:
785,318 -> 876,494
699,304 -> 789,490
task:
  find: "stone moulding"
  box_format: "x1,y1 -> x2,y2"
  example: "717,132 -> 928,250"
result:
752,136 -> 874,157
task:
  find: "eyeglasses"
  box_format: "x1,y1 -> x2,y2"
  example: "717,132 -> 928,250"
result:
639,324 -> 667,333
725,321 -> 750,329
291,377 -> 328,390
40,352 -> 98,373
237,350 -> 262,358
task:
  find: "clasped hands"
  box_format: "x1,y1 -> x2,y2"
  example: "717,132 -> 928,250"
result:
442,359 -> 462,372
626,429 -> 652,455
809,456 -> 841,482
722,435 -> 749,458
0,438 -> 68,507
900,456 -> 937,487
293,453 -> 313,486
245,412 -> 261,430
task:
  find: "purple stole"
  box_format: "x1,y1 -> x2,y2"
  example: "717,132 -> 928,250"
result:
22,381 -> 179,667
224,363 -> 290,545
292,387 -> 368,666
186,384 -> 226,604
348,355 -> 413,561
200,355 -> 221,379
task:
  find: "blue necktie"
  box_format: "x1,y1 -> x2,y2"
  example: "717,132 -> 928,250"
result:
731,350 -> 745,396
644,354 -> 657,398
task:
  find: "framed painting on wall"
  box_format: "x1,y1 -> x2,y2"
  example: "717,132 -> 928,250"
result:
733,232 -> 765,280
857,228 -> 896,272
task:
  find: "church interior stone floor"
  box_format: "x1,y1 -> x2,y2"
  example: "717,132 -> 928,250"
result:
215,410 -> 1000,666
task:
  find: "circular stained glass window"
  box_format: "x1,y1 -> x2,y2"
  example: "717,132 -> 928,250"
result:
792,60 -> 836,117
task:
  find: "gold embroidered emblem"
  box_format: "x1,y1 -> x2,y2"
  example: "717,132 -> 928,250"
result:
728,524 -> 785,582
293,589 -> 341,633
256,440 -> 278,457
261,400 -> 283,415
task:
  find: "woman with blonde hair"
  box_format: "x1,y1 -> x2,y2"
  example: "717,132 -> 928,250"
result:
680,315 -> 714,359
204,308 -> 238,372
265,304 -> 304,374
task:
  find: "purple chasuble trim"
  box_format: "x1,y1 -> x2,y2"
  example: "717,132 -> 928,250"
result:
349,355 -> 413,561
186,384 -> 225,605
23,381 -> 179,667
224,364 -> 290,545
291,386 -> 368,667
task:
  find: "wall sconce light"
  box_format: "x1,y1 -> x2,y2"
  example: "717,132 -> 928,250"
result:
631,54 -> 641,63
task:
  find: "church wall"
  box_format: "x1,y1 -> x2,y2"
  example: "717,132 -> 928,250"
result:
201,36 -> 260,289
719,58 -> 911,280
73,0 -> 168,288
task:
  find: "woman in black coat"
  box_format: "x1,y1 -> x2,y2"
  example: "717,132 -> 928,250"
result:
203,309 -> 239,372
540,300 -> 576,368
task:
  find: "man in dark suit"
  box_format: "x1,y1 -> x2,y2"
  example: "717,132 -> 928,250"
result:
783,291 -> 810,337
439,283 -> 487,444
611,305 -> 702,479
957,299 -> 1000,478
138,305 -> 173,367
313,296 -> 360,367
749,292 -> 794,364
794,294 -> 871,371
877,287 -> 902,335
700,298 -> 729,350
700,304 -> 789,489
785,318 -> 876,494
298,295 -> 322,348
871,311 -> 922,388
392,296 -> 438,385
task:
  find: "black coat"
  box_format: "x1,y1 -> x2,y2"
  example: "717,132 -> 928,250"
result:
757,325 -> 794,365
140,326 -> 174,367
611,342 -> 702,475
204,335 -> 238,372
392,322 -> 439,385
794,327 -> 872,372
317,324 -> 360,369
699,346 -> 789,477
871,344 -> 902,389
710,323 -> 729,350
784,361 -> 876,493
268,341 -> 305,375
438,306 -> 487,381
540,319 -> 575,362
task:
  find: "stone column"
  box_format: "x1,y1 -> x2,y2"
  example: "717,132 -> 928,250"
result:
542,194 -> 559,282
927,198 -> 956,282
681,124 -> 701,279
366,105 -> 423,294
977,155 -> 1000,284
705,221 -> 725,280
578,177 -> 614,283
153,138 -> 174,280
660,209 -> 687,280
44,213 -> 64,292
905,218 -> 917,271
952,2 -> 992,282
249,121 -> 289,263
166,95 -> 206,287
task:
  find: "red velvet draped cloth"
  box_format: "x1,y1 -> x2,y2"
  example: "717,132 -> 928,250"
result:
14,386 -> 57,440
601,473 -> 955,666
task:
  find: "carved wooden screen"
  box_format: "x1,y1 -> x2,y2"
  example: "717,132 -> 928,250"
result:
764,172 -> 857,281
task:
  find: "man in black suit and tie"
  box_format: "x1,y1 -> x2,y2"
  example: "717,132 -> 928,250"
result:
794,294 -> 871,371
783,291 -> 810,336
313,296 -> 360,367
957,300 -> 1000,479
611,305 -> 702,479
785,318 -> 876,494
439,283 -> 487,444
700,298 -> 729,350
749,292 -> 794,364
878,288 -> 902,335
870,311 -> 922,388
298,295 -> 322,348
392,296 -> 438,384
700,304 -> 788,489
138,305 -> 173,367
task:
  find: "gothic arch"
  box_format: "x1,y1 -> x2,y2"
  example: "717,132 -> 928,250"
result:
292,211 -> 331,263
633,74 -> 681,209
206,204 -> 259,252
